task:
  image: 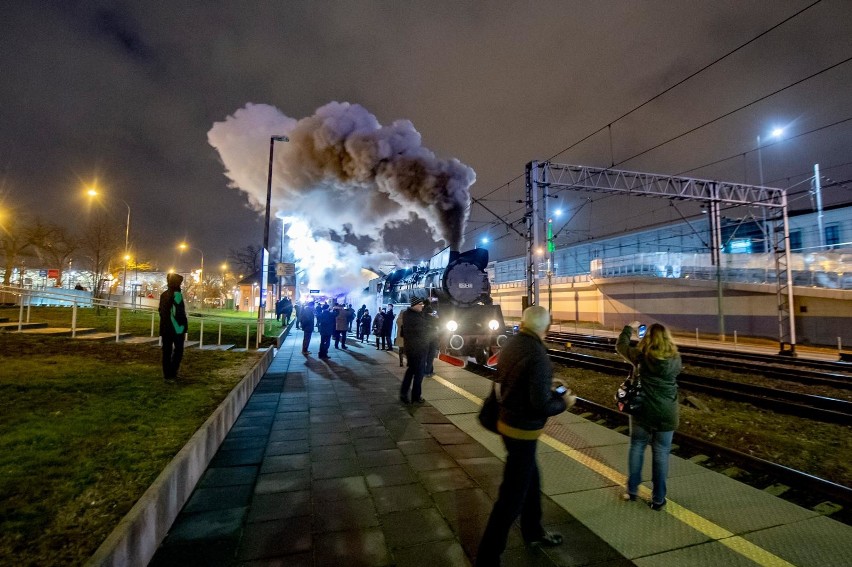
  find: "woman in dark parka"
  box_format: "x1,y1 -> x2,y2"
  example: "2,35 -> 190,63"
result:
616,321 -> 681,510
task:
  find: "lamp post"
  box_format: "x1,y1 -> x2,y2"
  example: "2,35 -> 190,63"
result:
259,135 -> 289,331
756,127 -> 784,252
178,243 -> 204,309
86,187 -> 131,294
123,254 -> 130,302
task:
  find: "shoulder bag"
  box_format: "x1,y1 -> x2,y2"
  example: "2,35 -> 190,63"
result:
615,367 -> 644,414
478,383 -> 501,433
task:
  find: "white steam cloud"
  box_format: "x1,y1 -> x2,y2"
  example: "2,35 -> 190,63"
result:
207,102 -> 475,297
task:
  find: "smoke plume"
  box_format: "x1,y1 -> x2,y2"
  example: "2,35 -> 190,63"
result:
208,102 -> 474,296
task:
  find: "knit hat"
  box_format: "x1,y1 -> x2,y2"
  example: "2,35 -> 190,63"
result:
410,297 -> 425,307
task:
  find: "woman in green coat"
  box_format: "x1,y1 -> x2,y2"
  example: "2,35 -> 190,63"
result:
616,321 -> 681,510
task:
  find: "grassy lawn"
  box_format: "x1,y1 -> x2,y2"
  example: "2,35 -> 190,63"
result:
0,333 -> 264,565
0,306 -> 285,348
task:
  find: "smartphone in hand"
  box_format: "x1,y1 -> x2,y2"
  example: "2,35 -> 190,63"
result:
638,324 -> 647,339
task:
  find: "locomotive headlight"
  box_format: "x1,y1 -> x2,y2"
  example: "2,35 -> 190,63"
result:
446,320 -> 459,332
488,319 -> 499,331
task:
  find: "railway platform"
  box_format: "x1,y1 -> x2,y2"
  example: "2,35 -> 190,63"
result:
150,328 -> 852,566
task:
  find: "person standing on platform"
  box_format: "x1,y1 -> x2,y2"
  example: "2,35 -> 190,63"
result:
394,308 -> 406,367
282,297 -> 293,325
317,304 -> 335,359
382,304 -> 395,351
476,305 -> 569,566
358,309 -> 372,343
423,301 -> 440,377
158,273 -> 188,381
346,303 -> 356,332
616,321 -> 681,510
275,297 -> 284,322
373,309 -> 385,350
333,303 -> 349,350
294,302 -> 302,330
300,301 -> 316,354
356,304 -> 367,340
399,297 -> 430,404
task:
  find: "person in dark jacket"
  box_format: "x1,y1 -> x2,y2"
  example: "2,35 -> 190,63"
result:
616,321 -> 681,510
317,304 -> 336,359
476,305 -> 569,566
359,309 -> 372,343
373,310 -> 385,349
399,298 -> 431,403
355,304 -> 367,339
300,301 -> 315,354
294,302 -> 302,329
158,273 -> 188,380
423,301 -> 440,376
281,297 -> 293,325
381,304 -> 394,351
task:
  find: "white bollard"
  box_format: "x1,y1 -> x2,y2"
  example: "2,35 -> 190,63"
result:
151,312 -> 156,337
218,323 -> 222,345
199,320 -> 204,349
115,307 -> 121,342
246,324 -> 251,350
18,297 -> 24,331
72,301 -> 78,338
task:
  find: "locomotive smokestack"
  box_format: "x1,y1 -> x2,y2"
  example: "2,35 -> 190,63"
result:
449,249 -> 460,264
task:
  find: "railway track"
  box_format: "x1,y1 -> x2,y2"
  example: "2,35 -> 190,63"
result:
546,331 -> 852,391
467,361 -> 852,514
547,349 -> 852,425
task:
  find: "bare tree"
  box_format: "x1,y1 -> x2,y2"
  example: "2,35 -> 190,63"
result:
79,213 -> 122,301
228,244 -> 261,276
29,219 -> 78,287
0,210 -> 35,285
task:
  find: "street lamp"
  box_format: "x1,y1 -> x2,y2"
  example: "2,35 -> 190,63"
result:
220,263 -> 228,309
123,254 -> 130,300
259,135 -> 289,329
178,243 -> 204,309
756,127 -> 784,252
86,186 -> 131,293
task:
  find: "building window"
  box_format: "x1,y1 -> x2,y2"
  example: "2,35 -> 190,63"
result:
825,224 -> 840,246
789,230 -> 802,251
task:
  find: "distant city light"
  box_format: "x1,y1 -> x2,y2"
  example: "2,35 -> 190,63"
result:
554,208 -> 563,217
481,237 -> 489,245
770,127 -> 784,138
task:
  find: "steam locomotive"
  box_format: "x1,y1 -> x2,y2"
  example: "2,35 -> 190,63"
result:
369,248 -> 509,365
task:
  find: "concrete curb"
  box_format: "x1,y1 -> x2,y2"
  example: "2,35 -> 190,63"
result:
86,347 -> 275,567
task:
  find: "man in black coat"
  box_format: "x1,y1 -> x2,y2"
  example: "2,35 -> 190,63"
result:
300,301 -> 316,354
399,297 -> 430,404
158,273 -> 188,380
476,305 -> 570,566
317,304 -> 335,359
382,304 -> 395,351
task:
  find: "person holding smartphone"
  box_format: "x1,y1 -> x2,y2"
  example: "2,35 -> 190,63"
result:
616,321 -> 682,510
477,305 -> 572,566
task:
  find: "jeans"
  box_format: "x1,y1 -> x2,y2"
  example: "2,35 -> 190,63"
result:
476,436 -> 543,566
627,419 -> 674,505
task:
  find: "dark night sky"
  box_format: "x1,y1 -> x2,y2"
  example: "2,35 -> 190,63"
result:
2,1 -> 850,282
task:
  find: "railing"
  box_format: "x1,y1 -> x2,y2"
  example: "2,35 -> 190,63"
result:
589,251 -> 852,290
0,285 -> 279,349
